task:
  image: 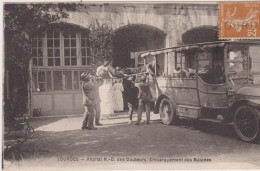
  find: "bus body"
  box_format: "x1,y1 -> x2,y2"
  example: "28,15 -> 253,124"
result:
140,41 -> 260,142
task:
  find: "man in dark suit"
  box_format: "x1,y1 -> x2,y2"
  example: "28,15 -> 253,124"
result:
135,74 -> 153,125
122,76 -> 137,124
81,72 -> 98,130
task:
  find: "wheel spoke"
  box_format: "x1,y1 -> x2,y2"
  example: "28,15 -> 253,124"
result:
235,106 -> 258,140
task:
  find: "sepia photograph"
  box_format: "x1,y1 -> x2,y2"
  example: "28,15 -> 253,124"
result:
2,1 -> 260,170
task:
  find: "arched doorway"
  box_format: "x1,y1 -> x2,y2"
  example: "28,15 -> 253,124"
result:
112,24 -> 167,67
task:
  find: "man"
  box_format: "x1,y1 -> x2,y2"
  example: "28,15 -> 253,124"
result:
147,56 -> 160,77
122,76 -> 137,124
135,74 -> 153,125
81,72 -> 98,130
93,77 -> 103,126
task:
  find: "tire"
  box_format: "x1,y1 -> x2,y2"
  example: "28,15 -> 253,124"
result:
159,98 -> 176,125
234,105 -> 260,142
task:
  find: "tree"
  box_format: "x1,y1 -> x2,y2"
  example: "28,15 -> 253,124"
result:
89,21 -> 114,70
4,3 -> 79,117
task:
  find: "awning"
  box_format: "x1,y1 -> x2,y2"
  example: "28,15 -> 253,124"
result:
140,45 -> 199,58
177,45 -> 198,51
202,43 -> 225,49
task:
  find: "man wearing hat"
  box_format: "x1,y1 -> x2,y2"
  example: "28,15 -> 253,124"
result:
135,74 -> 153,125
81,72 -> 98,130
122,76 -> 137,124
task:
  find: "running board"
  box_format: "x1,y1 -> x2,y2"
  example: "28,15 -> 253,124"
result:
176,105 -> 202,119
199,118 -> 223,123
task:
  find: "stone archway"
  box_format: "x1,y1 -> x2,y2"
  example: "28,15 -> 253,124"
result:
112,24 -> 167,67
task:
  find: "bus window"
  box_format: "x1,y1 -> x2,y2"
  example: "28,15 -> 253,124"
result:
172,52 -> 185,77
156,54 -> 164,76
198,50 -> 212,74
226,45 -> 247,73
227,51 -> 244,73
175,52 -> 185,70
198,48 -> 225,84
167,51 -> 177,77
249,45 -> 260,84
173,51 -> 196,78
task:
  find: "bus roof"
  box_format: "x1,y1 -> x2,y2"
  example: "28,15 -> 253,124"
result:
140,40 -> 260,58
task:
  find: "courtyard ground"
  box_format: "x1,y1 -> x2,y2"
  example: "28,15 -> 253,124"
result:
3,112 -> 260,170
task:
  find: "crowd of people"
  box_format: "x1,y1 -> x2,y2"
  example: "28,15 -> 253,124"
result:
80,58 -> 157,130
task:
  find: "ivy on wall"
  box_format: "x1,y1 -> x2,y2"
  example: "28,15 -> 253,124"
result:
4,4 -> 79,117
89,21 -> 114,71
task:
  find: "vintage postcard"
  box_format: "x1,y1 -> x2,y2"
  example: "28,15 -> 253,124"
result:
2,1 -> 260,170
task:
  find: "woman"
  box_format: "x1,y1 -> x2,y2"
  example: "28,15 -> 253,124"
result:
113,79 -> 124,112
99,79 -> 114,119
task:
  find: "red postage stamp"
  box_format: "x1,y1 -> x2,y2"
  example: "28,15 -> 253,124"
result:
219,2 -> 260,39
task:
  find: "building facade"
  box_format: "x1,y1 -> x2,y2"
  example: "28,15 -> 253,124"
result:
31,3 -> 218,115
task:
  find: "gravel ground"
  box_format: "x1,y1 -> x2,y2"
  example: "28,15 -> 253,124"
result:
3,113 -> 260,170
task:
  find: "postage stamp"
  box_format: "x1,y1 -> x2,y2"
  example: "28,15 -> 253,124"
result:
219,1 -> 260,39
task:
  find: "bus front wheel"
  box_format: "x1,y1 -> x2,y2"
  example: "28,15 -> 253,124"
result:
159,98 -> 176,125
234,105 -> 260,142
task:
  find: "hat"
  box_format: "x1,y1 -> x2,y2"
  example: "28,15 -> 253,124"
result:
80,72 -> 93,81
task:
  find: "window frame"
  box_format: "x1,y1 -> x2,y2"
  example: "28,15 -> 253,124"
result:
32,70 -> 83,92
175,51 -> 186,71
80,32 -> 92,66
47,30 -> 61,66
32,35 -> 44,66
63,29 -> 78,66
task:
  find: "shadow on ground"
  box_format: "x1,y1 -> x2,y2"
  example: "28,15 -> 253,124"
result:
12,116 -> 258,162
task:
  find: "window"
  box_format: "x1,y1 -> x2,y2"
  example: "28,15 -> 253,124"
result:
64,30 -> 77,66
175,52 -> 186,70
63,71 -> 72,89
33,70 -> 82,91
81,32 -> 92,65
227,45 -> 247,73
33,28 -> 92,67
249,45 -> 260,84
73,71 -> 79,89
32,35 -> 43,66
53,71 -> 62,90
198,50 -> 212,74
32,71 -> 52,92
249,46 -> 260,72
47,30 -> 60,66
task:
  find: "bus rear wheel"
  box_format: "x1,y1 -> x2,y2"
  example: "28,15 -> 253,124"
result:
159,98 -> 177,125
234,105 -> 260,142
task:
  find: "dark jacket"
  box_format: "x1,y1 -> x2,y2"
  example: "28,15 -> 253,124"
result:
123,79 -> 137,102
82,82 -> 97,106
135,82 -> 152,101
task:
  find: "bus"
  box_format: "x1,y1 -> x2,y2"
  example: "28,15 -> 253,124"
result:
139,40 -> 260,142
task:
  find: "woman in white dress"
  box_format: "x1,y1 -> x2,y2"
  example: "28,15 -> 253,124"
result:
113,79 -> 124,112
99,79 -> 114,119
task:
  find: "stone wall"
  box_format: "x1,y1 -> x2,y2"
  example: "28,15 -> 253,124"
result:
62,3 -> 218,47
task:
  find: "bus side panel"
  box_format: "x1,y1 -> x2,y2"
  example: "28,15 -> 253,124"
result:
198,77 -> 228,108
157,77 -> 199,106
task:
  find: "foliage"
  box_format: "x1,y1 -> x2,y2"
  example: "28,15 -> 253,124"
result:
4,3 -> 78,115
89,21 -> 114,69
4,3 -> 79,69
